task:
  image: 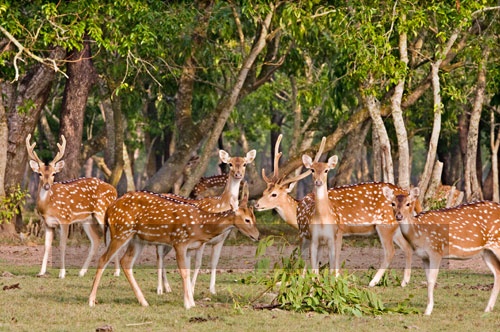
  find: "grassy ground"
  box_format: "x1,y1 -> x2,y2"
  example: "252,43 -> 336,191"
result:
1,262 -> 500,332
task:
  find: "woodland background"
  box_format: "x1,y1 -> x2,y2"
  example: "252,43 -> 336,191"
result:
1,1 -> 500,236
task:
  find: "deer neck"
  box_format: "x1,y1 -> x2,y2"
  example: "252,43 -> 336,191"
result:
219,176 -> 241,206
36,184 -> 53,214
314,184 -> 331,217
275,195 -> 299,229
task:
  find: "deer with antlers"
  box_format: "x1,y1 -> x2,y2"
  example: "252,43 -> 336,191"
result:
156,149 -> 256,295
255,134 -> 417,286
26,134 -> 119,278
383,186 -> 500,315
88,190 -> 259,309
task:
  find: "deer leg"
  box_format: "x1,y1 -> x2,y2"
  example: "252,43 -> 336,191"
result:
97,215 -> 120,277
369,226 -> 396,287
121,240 -> 148,306
424,255 -> 442,316
176,245 -> 195,309
333,226 -> 342,277
310,232 -> 320,274
393,227 -> 413,287
58,223 -> 70,279
191,244 -> 206,294
39,226 -> 55,276
156,245 -> 173,294
79,220 -> 100,277
483,249 -> 500,312
89,236 -> 131,307
209,232 -> 230,294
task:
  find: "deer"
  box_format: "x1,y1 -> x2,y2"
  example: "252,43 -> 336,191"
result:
300,137 -> 341,274
88,190 -> 259,309
26,134 -> 119,278
383,186 -> 500,315
255,134 -> 417,286
190,174 -> 228,198
156,149 -> 256,295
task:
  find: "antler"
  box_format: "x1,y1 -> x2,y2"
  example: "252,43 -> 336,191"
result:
26,134 -> 43,164
314,136 -> 327,162
262,134 -> 283,183
51,135 -> 67,165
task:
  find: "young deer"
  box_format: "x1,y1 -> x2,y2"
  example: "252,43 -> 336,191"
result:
88,190 -> 259,309
255,134 -> 416,286
156,149 -> 256,295
383,186 -> 500,315
301,137 -> 341,274
190,174 -> 228,198
26,134 -> 119,278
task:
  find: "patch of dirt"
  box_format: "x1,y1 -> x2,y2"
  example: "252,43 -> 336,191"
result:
0,241 -> 489,274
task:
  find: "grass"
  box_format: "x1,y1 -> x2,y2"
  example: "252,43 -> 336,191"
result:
2,256 -> 500,332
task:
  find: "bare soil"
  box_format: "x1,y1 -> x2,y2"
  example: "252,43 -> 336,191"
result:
0,240 -> 489,274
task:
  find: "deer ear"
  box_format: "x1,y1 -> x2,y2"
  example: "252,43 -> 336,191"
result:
245,149 -> 256,163
219,150 -> 230,163
302,155 -> 313,169
410,187 -> 420,201
382,186 -> 394,201
328,155 -> 338,169
29,160 -> 40,172
54,160 -> 65,173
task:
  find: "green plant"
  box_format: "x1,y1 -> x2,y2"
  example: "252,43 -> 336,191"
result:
254,236 -> 418,316
0,185 -> 29,223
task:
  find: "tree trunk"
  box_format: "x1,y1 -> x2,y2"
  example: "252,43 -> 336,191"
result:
365,92 -> 394,184
464,46 -> 489,201
418,62 -> 443,203
2,47 -> 66,233
391,16 -> 410,189
59,38 -> 96,180
332,120 -> 370,186
490,109 -> 500,202
179,8 -> 276,197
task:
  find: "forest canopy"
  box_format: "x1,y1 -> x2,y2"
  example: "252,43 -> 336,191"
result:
1,0 -> 500,232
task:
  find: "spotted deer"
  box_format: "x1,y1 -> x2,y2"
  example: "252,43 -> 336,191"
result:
190,174 -> 228,198
88,190 -> 259,309
156,149 -> 256,295
255,134 -> 417,286
26,134 -> 119,278
383,186 -> 500,315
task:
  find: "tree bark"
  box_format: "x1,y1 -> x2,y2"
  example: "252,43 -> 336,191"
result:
365,92 -> 394,184
59,38 -> 96,180
464,46 -> 489,201
490,109 -> 500,202
418,62 -> 442,202
391,16 -> 410,189
332,120 -> 371,186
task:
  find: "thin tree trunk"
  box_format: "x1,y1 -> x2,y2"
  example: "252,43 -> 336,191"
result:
59,38 -> 96,180
365,91 -> 394,184
418,62 -> 442,202
179,8 -> 275,197
391,15 -> 410,189
490,108 -> 500,202
464,46 -> 489,201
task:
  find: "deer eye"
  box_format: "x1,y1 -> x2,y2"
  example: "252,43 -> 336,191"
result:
324,169 -> 328,173
271,193 -> 277,197
243,163 -> 247,167
37,172 -> 42,177
311,169 -> 315,173
229,163 -> 233,167
245,218 -> 251,224
406,203 -> 411,207
391,202 -> 395,207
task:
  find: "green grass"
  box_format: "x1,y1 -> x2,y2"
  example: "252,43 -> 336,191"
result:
2,258 -> 500,332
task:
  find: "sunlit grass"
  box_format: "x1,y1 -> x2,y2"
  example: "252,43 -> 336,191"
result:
2,259 -> 500,332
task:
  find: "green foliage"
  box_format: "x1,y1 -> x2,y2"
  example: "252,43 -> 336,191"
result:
254,236 -> 418,316
0,185 -> 29,224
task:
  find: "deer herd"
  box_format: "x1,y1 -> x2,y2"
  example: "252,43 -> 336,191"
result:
25,134 -> 500,315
